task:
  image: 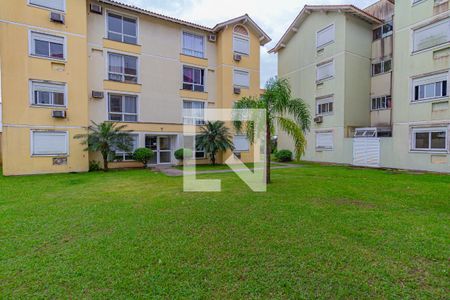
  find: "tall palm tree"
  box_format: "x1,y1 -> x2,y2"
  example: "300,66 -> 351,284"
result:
233,77 -> 311,183
196,121 -> 234,166
74,121 -> 133,171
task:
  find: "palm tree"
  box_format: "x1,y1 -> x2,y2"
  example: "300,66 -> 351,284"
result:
74,121 -> 133,171
196,121 -> 234,166
233,77 -> 311,183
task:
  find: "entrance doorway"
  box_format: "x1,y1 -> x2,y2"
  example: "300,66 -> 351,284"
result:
145,135 -> 173,165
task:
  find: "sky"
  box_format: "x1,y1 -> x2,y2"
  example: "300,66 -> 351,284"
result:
119,0 -> 379,87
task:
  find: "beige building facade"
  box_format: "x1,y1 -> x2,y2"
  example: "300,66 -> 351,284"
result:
273,0 -> 450,173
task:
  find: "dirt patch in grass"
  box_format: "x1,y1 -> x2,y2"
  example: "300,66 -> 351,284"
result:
334,198 -> 376,208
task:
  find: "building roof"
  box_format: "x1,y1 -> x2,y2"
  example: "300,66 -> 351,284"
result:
99,0 -> 271,45
269,5 -> 383,53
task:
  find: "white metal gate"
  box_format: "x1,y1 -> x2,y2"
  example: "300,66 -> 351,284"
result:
353,138 -> 380,167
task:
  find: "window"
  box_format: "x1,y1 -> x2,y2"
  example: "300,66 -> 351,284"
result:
355,128 -> 377,138
29,0 -> 65,11
108,53 -> 138,83
316,96 -> 333,115
107,12 -> 137,44
413,18 -> 450,52
316,131 -> 333,150
108,94 -> 138,122
32,131 -> 68,156
371,95 -> 392,110
317,24 -> 335,48
30,31 -> 65,60
183,101 -> 205,125
184,135 -> 206,159
30,81 -> 66,107
412,127 -> 448,152
373,21 -> 393,40
316,60 -> 334,82
372,59 -> 392,76
115,134 -> 139,161
234,70 -> 250,88
183,66 -> 205,92
182,32 -> 204,58
412,72 -> 448,102
233,25 -> 250,55
233,135 -> 250,152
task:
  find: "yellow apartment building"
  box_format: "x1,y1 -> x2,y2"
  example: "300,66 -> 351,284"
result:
0,0 -> 271,175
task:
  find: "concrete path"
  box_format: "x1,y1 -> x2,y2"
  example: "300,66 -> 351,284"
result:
156,163 -> 302,177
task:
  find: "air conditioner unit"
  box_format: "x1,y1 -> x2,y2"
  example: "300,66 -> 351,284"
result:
90,3 -> 103,14
233,53 -> 242,62
233,87 -> 241,95
92,91 -> 104,99
52,110 -> 67,118
314,116 -> 323,123
208,34 -> 217,42
50,12 -> 65,24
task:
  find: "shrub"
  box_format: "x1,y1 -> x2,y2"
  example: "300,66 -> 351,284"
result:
133,148 -> 154,168
89,160 -> 102,172
174,148 -> 193,161
275,149 -> 293,162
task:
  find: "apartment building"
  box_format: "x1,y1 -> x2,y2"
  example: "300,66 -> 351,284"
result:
0,0 -> 270,175
273,0 -> 450,173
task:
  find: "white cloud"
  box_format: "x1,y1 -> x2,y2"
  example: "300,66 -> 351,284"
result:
119,0 -> 379,86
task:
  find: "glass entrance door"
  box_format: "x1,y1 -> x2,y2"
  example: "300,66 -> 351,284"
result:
145,135 -> 172,164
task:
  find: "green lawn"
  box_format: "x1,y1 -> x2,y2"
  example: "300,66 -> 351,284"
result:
1,164 -> 449,298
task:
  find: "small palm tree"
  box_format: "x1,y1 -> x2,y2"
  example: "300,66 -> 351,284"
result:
196,121 -> 234,166
233,77 -> 311,183
74,121 -> 133,171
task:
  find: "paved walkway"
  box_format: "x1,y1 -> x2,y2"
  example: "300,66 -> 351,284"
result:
156,163 -> 302,177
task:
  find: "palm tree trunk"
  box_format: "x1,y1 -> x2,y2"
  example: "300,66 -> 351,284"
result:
102,153 -> 109,172
266,119 -> 271,184
211,153 -> 216,166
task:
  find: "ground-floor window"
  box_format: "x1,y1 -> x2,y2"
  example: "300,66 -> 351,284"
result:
316,131 -> 333,151
183,135 -> 205,159
411,127 -> 448,152
32,131 -> 68,156
114,134 -> 139,161
233,135 -> 250,152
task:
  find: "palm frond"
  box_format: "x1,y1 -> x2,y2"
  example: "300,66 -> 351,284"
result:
276,116 -> 307,161
284,98 -> 311,131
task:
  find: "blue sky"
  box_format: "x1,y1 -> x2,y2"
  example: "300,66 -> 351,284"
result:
119,0 -> 379,87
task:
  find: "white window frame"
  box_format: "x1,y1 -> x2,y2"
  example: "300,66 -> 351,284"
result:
182,65 -> 205,92
233,69 -> 250,88
233,135 -> 250,152
29,31 -> 66,61
182,31 -> 205,58
31,130 -> 69,156
183,135 -> 206,159
107,93 -> 139,122
106,10 -> 139,45
233,25 -> 250,55
372,59 -> 392,76
412,18 -> 450,53
107,52 -> 139,83
316,24 -> 335,49
316,96 -> 334,116
316,131 -> 334,151
411,71 -> 449,103
29,80 -> 67,107
371,95 -> 391,111
28,0 -> 66,12
411,127 -> 449,152
182,100 -> 206,125
114,133 -> 140,161
316,60 -> 334,82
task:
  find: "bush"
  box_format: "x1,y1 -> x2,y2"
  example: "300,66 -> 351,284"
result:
275,149 -> 293,162
133,148 -> 154,167
174,148 -> 193,161
89,160 -> 102,172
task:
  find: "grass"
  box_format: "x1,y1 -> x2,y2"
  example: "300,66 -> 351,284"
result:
0,164 -> 449,298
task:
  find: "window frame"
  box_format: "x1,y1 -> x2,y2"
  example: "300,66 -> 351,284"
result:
233,69 -> 250,88
412,18 -> 450,53
107,52 -> 139,84
114,133 -> 140,161
182,100 -> 206,125
315,131 -> 334,151
182,65 -> 206,92
371,95 -> 392,111
233,24 -> 250,55
107,93 -> 139,122
316,24 -> 335,49
316,96 -> 334,116
372,59 -> 392,76
29,80 -> 67,108
411,71 -> 449,103
316,60 -> 334,82
106,10 -> 139,45
29,30 -> 66,61
183,135 -> 206,159
28,0 -> 66,12
373,20 -> 393,41
411,127 -> 449,152
182,31 -> 205,58
233,135 -> 250,152
31,130 -> 69,157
